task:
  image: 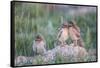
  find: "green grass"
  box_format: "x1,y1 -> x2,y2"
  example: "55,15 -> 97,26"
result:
14,2 -> 97,65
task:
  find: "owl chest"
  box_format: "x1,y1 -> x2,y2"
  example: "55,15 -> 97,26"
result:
36,42 -> 45,48
69,28 -> 78,40
61,29 -> 68,38
36,44 -> 45,54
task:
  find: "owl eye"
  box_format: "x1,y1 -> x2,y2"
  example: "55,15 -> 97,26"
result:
68,24 -> 72,27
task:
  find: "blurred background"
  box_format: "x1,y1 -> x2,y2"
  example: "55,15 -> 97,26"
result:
14,2 -> 97,59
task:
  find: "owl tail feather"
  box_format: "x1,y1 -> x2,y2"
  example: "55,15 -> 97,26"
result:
78,38 -> 84,47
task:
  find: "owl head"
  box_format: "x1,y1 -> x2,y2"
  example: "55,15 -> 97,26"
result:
35,35 -> 43,42
62,22 -> 69,28
68,20 -> 76,27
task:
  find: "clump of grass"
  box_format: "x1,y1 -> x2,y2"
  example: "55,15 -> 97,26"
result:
14,2 -> 97,66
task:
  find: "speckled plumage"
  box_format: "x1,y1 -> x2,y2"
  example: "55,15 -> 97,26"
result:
68,21 -> 84,47
57,23 -> 69,46
32,36 -> 46,55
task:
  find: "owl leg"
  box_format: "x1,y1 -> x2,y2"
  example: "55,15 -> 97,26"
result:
77,39 -> 84,47
61,41 -> 63,46
64,41 -> 67,45
76,40 -> 78,46
63,41 -> 65,45
57,40 -> 62,46
73,40 -> 77,46
60,41 -> 64,46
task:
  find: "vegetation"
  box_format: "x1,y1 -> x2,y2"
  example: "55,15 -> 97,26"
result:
14,2 -> 97,66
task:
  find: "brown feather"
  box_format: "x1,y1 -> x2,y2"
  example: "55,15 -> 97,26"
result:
72,27 -> 80,37
58,30 -> 63,39
78,38 -> 84,47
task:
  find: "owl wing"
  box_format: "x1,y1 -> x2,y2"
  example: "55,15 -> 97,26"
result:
44,41 -> 47,49
57,29 -> 63,40
41,38 -> 46,49
32,41 -> 36,52
73,26 -> 81,37
74,25 -> 80,33
43,42 -> 47,54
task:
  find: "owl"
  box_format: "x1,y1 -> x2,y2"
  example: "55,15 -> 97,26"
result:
68,20 -> 84,47
57,22 -> 69,46
33,35 -> 46,55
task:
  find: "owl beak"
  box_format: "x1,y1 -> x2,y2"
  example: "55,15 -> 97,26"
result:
35,39 -> 42,42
